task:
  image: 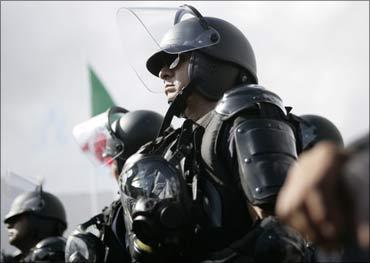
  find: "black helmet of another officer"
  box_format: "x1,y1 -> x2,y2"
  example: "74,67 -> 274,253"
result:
146,5 -> 257,111
110,109 -> 164,173
73,107 -> 164,177
4,187 -> 67,251
4,187 -> 67,229
299,114 -> 344,151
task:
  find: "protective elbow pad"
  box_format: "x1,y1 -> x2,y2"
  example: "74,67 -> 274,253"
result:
234,118 -> 297,205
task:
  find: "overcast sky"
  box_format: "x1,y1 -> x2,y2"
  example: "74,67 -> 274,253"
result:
1,1 -> 369,194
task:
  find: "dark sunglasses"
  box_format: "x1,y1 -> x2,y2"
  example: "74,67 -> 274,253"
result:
166,53 -> 191,70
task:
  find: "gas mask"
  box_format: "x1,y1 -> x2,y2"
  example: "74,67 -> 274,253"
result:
119,151 -> 194,261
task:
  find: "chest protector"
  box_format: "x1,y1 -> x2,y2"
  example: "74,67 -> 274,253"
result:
200,84 -> 299,208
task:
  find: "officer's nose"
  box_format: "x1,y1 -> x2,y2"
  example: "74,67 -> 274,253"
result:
159,66 -> 173,81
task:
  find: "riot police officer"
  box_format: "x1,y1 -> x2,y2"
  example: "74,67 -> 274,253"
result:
116,4 -> 343,263
65,108 -> 164,263
2,187 -> 67,262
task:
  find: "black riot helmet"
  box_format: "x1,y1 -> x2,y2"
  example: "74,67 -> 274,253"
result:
299,114 -> 344,151
4,186 -> 67,231
143,5 -> 258,134
112,109 -> 165,174
112,109 -> 164,159
146,5 -> 258,103
73,107 -> 164,174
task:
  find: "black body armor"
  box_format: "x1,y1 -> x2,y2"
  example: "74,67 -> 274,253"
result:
118,84 -> 313,262
201,84 -> 299,206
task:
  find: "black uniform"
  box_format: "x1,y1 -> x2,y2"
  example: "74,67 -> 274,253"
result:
119,84 -> 317,263
68,4 -> 343,263
64,89 -> 343,263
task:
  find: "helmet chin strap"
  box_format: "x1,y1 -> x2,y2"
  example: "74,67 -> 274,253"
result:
158,80 -> 196,136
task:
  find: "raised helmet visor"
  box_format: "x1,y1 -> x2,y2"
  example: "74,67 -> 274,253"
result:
116,5 -> 221,93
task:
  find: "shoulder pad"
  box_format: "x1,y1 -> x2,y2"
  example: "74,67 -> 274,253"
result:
215,84 -> 286,120
31,236 -> 66,262
34,236 -> 66,250
65,231 -> 104,263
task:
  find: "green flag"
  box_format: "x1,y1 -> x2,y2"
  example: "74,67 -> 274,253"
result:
88,65 -> 116,116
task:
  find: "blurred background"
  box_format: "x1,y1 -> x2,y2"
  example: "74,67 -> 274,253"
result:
1,1 -> 368,253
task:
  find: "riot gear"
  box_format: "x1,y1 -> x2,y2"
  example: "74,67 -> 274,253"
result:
152,8 -> 258,122
4,186 -> 67,229
118,5 -> 258,127
112,109 -> 164,158
65,222 -> 105,262
120,153 -> 194,261
29,236 -> 66,262
67,108 -> 165,263
146,6 -> 258,85
201,85 -> 298,206
3,187 -> 67,263
117,81 -> 309,261
112,4 -> 341,262
113,4 -> 320,262
73,107 -> 164,173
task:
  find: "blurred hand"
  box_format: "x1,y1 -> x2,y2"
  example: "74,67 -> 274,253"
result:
276,142 -> 351,249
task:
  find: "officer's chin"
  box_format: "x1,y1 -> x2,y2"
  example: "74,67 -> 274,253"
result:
8,229 -> 20,244
8,234 -> 17,245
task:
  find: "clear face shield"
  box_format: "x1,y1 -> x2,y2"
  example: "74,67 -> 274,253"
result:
116,5 -> 221,94
72,108 -> 126,168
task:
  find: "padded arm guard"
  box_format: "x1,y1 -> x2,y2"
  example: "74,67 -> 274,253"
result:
234,118 -> 297,205
216,84 -> 298,205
